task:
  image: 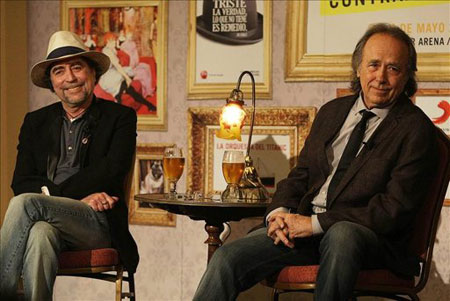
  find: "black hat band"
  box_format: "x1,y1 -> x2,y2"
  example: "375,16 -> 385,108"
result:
46,46 -> 86,60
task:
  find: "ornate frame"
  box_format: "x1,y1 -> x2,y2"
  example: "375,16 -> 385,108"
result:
128,143 -> 176,226
60,0 -> 168,130
187,107 -> 316,195
186,0 -> 272,99
285,1 -> 450,82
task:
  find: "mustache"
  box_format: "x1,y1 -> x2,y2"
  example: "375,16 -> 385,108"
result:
62,84 -> 83,90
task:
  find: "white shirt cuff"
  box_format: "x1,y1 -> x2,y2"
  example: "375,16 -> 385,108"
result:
311,214 -> 324,235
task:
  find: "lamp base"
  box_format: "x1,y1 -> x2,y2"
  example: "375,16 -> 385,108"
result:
238,186 -> 270,203
237,155 -> 270,203
221,184 -> 243,202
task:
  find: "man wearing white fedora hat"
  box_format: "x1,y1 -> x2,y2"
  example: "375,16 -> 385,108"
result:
0,31 -> 139,300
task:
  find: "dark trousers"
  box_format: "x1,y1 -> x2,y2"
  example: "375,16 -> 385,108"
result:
193,221 -> 385,301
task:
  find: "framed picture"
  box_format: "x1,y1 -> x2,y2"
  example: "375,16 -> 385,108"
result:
187,0 -> 272,99
187,107 -> 316,196
285,1 -> 450,82
128,143 -> 176,226
336,88 -> 450,206
61,0 -> 168,130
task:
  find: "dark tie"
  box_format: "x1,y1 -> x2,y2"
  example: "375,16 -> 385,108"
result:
327,110 -> 375,199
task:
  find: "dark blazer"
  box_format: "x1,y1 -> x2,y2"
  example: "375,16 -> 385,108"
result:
11,97 -> 139,273
267,94 -> 437,276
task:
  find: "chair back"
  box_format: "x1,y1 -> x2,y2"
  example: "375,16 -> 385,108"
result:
408,128 -> 450,290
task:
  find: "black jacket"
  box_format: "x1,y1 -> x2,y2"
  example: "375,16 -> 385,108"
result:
268,94 -> 437,277
12,97 -> 139,273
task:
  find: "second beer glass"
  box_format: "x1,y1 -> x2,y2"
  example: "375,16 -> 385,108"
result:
221,150 -> 245,201
163,147 -> 185,199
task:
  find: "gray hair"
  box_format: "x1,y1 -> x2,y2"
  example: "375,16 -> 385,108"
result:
350,23 -> 417,97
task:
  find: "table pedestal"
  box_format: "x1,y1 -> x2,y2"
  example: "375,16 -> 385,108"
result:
204,223 -> 225,262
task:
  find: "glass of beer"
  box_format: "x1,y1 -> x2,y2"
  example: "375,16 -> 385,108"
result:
221,150 -> 245,202
163,147 -> 185,199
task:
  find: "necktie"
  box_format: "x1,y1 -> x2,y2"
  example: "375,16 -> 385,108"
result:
327,110 -> 375,199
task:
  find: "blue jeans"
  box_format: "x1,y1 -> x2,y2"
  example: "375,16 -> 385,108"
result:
193,221 -> 383,301
0,193 -> 111,301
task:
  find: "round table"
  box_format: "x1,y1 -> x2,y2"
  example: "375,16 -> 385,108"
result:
134,193 -> 269,262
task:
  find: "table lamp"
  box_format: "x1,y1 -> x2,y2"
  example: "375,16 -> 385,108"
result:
216,71 -> 270,202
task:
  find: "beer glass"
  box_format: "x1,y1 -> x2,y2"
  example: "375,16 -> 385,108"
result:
163,147 -> 185,199
221,150 -> 245,201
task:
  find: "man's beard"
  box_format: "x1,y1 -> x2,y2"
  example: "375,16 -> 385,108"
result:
61,89 -> 90,107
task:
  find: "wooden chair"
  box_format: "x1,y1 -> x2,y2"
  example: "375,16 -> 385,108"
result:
57,155 -> 136,301
262,128 -> 450,301
57,248 -> 135,301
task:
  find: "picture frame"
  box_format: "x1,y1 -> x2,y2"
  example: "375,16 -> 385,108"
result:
285,1 -> 450,82
187,107 -> 316,196
187,0 -> 272,99
60,0 -> 168,130
128,143 -> 176,226
336,88 -> 450,206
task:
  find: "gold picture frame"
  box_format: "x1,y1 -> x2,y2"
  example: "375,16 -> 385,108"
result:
60,0 -> 168,130
187,0 -> 272,99
187,107 -> 316,195
128,143 -> 176,226
286,1 -> 450,82
336,88 -> 450,206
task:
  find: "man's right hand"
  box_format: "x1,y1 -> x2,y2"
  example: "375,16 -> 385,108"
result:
81,192 -> 118,212
267,213 -> 295,248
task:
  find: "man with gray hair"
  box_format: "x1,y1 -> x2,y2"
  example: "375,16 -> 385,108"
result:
0,31 -> 139,300
194,23 -> 437,300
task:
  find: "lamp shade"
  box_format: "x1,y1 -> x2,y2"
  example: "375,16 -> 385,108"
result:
216,103 -> 246,141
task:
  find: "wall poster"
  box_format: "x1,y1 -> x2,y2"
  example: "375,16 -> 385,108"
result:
414,89 -> 450,206
187,0 -> 272,99
61,0 -> 168,130
286,0 -> 450,81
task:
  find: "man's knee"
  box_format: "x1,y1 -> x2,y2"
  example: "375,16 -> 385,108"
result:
320,221 -> 375,256
7,193 -> 40,212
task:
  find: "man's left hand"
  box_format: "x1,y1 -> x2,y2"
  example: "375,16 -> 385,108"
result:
81,192 -> 118,212
275,213 -> 313,239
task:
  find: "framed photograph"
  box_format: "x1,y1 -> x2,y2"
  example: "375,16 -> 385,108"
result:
128,143 -> 176,226
187,107 -> 316,196
187,0 -> 272,99
61,0 -> 168,130
336,88 -> 450,206
285,1 -> 450,82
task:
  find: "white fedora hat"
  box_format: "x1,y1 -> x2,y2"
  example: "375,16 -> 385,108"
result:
31,31 -> 110,89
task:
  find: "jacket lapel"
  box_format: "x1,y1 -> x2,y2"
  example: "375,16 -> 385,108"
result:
47,105 -> 63,181
80,97 -> 101,167
318,95 -> 358,181
327,96 -> 409,207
